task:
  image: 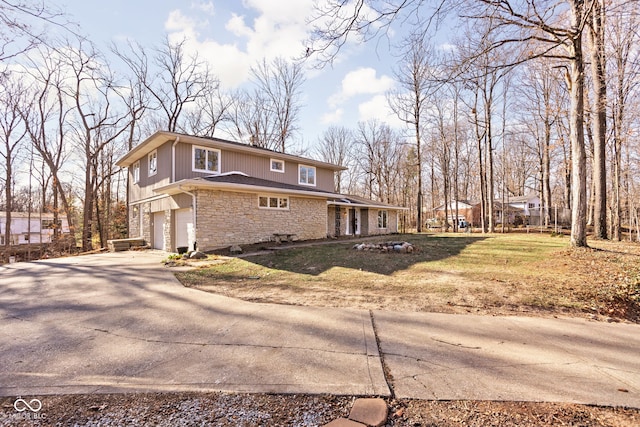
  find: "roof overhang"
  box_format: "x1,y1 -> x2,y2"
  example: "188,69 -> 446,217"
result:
154,178 -> 341,199
327,200 -> 409,211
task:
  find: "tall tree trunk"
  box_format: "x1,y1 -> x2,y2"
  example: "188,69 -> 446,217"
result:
542,117 -> 552,227
486,116 -> 495,233
588,0 -> 607,239
415,121 -> 422,233
4,156 -> 12,258
569,2 -> 588,248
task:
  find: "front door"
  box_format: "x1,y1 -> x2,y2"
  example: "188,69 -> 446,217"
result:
347,208 -> 361,235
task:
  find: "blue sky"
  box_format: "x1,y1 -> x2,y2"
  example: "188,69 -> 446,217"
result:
57,0 -> 409,151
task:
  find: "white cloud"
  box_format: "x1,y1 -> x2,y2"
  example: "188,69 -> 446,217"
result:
329,67 -> 395,107
358,95 -> 404,128
321,108 -> 344,124
225,13 -> 252,38
165,9 -> 199,33
164,1 -> 315,89
191,1 -> 215,15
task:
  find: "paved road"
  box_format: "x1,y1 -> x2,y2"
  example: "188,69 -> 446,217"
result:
1,252 -> 638,408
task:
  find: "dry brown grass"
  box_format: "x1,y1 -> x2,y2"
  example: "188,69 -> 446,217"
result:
175,233 -> 640,322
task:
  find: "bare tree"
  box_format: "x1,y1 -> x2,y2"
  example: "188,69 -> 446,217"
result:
227,88 -> 275,149
59,37 -> 132,251
516,59 -> 563,227
309,0 -> 597,246
20,45 -> 74,241
0,72 -> 27,255
0,0 -> 70,62
355,120 -> 403,203
607,2 -> 640,240
388,33 -> 434,232
116,37 -> 217,133
243,57 -> 305,153
184,85 -> 233,138
586,0 -> 607,239
316,126 -> 353,193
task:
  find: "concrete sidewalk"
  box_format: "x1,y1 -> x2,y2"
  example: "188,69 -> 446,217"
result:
0,252 -> 638,409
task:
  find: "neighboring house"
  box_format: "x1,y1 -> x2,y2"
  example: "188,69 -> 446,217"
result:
433,200 -> 474,227
506,194 -> 541,216
0,212 -> 70,245
490,201 -> 526,225
434,197 -> 536,228
116,131 -> 406,252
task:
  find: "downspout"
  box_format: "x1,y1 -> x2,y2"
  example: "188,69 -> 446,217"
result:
171,136 -> 180,182
178,185 -> 197,252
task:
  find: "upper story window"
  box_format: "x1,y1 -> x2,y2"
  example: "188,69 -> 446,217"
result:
193,145 -> 220,173
378,210 -> 388,228
132,160 -> 140,183
298,164 -> 316,186
270,158 -> 285,173
148,150 -> 157,176
528,203 -> 536,209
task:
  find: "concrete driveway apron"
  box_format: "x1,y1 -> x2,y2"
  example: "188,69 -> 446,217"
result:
0,252 -> 388,396
374,311 -> 640,408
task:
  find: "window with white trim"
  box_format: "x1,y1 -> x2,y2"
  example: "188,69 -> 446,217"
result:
378,210 -> 388,228
270,158 -> 285,173
258,195 -> 289,210
132,160 -> 140,183
193,146 -> 220,173
298,164 -> 316,186
148,150 -> 157,176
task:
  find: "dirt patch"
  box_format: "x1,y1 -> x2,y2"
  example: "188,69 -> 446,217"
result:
1,393 -> 638,426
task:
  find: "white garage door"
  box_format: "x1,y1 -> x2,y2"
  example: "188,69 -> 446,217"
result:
175,208 -> 193,250
153,212 -> 165,250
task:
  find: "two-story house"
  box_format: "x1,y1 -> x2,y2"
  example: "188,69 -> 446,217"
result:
116,131 -> 405,252
0,212 -> 70,245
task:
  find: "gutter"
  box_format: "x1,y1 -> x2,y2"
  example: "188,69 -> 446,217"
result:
155,179 -> 339,200
327,201 -> 410,210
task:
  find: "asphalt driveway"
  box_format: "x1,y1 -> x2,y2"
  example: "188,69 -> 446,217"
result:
0,252 -> 386,396
0,251 -> 638,408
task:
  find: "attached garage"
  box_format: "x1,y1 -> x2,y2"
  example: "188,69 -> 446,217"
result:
153,211 -> 165,250
175,208 -> 194,251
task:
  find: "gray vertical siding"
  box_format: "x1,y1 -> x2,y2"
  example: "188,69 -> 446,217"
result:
174,142 -> 337,192
129,141 -> 172,202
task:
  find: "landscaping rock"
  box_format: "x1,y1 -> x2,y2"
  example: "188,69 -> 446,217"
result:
351,241 -> 416,254
230,245 -> 243,254
349,398 -> 388,427
189,251 -> 207,259
323,418 -> 366,427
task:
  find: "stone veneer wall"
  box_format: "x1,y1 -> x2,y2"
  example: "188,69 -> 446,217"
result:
129,206 -> 141,238
141,203 -> 151,243
162,209 -> 172,251
366,209 -> 399,236
327,206 -> 400,237
195,190 -> 327,251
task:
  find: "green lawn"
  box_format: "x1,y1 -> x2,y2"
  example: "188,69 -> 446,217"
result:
176,233 -> 640,321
